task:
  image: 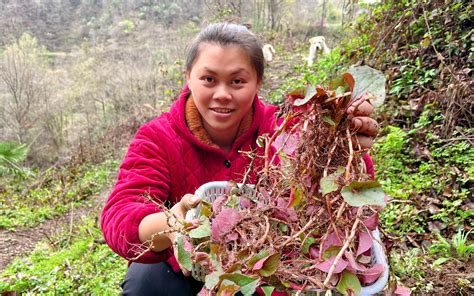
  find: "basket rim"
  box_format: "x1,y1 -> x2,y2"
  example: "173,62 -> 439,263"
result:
187,181 -> 389,295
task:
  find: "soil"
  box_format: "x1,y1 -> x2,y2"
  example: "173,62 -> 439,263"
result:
0,193 -> 107,272
401,256 -> 474,295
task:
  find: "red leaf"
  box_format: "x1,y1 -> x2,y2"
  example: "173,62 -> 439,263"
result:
239,197 -> 253,209
289,282 -> 304,290
273,132 -> 300,156
252,253 -> 281,277
344,250 -> 366,272
194,252 -> 209,263
314,256 -> 348,273
252,256 -> 268,271
302,174 -> 312,188
184,237 -> 193,252
309,246 -> 319,259
360,264 -> 385,285
321,230 -> 344,254
212,195 -> 227,215
362,213 -> 379,230
356,231 -> 372,256
272,198 -> 298,222
226,231 -> 239,241
211,208 -> 241,242
343,73 -> 355,90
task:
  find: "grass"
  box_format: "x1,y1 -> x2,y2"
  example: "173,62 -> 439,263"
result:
0,215 -> 127,295
0,160 -> 118,230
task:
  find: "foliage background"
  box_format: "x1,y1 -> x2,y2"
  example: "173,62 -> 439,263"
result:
0,0 -> 472,294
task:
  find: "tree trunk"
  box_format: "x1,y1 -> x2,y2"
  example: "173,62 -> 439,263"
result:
320,0 -> 327,35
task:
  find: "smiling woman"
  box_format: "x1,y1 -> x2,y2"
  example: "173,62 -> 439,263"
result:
186,43 -> 260,151
100,22 -> 379,296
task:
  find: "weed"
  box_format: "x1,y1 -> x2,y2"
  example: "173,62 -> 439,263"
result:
381,203 -> 425,235
430,229 -> 474,266
390,248 -> 425,280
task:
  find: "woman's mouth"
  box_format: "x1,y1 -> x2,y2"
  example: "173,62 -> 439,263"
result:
210,107 -> 233,114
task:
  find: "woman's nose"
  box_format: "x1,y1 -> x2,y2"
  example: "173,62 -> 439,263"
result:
213,84 -> 232,101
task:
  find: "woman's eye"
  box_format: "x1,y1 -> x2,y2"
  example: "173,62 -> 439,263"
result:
233,79 -> 242,84
202,76 -> 214,83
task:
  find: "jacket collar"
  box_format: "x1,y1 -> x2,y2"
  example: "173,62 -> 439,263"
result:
184,94 -> 253,149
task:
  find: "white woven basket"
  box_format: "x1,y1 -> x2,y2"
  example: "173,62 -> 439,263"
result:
186,181 -> 389,296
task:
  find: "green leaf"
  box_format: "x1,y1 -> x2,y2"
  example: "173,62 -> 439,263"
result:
321,115 -> 336,126
341,181 -> 386,207
205,270 -> 224,289
220,273 -> 258,287
294,85 -> 316,106
247,250 -> 269,269
0,141 -> 29,177
237,249 -> 250,261
255,253 -> 281,277
320,167 -> 345,195
347,66 -> 386,108
240,278 -> 260,296
256,136 -> 265,148
288,186 -> 304,208
225,263 -> 242,274
200,200 -> 213,217
261,286 -> 275,296
176,236 -> 192,271
278,223 -> 288,233
323,246 -> 341,260
336,270 -> 361,295
329,75 -> 350,92
302,237 -> 316,254
217,283 -> 240,296
432,257 -> 450,267
189,218 -> 211,238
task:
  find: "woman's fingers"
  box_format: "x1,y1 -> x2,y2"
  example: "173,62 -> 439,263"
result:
347,100 -> 374,117
170,193 -> 201,277
352,117 -> 379,137
176,194 -> 201,215
354,135 -> 374,150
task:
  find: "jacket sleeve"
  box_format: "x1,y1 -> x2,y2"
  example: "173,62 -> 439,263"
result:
100,122 -> 174,263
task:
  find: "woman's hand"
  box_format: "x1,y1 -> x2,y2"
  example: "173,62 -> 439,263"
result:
347,94 -> 379,149
169,194 -> 201,276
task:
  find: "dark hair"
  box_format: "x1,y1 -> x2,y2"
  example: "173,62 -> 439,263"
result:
186,23 -> 264,82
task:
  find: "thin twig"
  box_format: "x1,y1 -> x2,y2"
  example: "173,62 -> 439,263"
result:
345,128 -> 354,181
257,215 -> 270,245
281,214 -> 319,247
323,91 -> 351,104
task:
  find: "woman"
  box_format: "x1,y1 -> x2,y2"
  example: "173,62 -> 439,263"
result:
101,23 -> 378,295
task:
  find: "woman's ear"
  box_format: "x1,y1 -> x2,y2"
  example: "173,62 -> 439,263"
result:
257,79 -> 263,90
185,70 -> 190,82
185,70 -> 192,93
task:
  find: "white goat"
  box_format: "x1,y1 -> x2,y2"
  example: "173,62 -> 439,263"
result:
262,44 -> 276,63
307,36 -> 331,66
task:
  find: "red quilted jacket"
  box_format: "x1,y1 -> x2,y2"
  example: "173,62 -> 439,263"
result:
100,85 -> 375,274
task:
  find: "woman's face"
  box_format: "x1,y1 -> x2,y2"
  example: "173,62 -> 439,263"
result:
186,43 -> 260,145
